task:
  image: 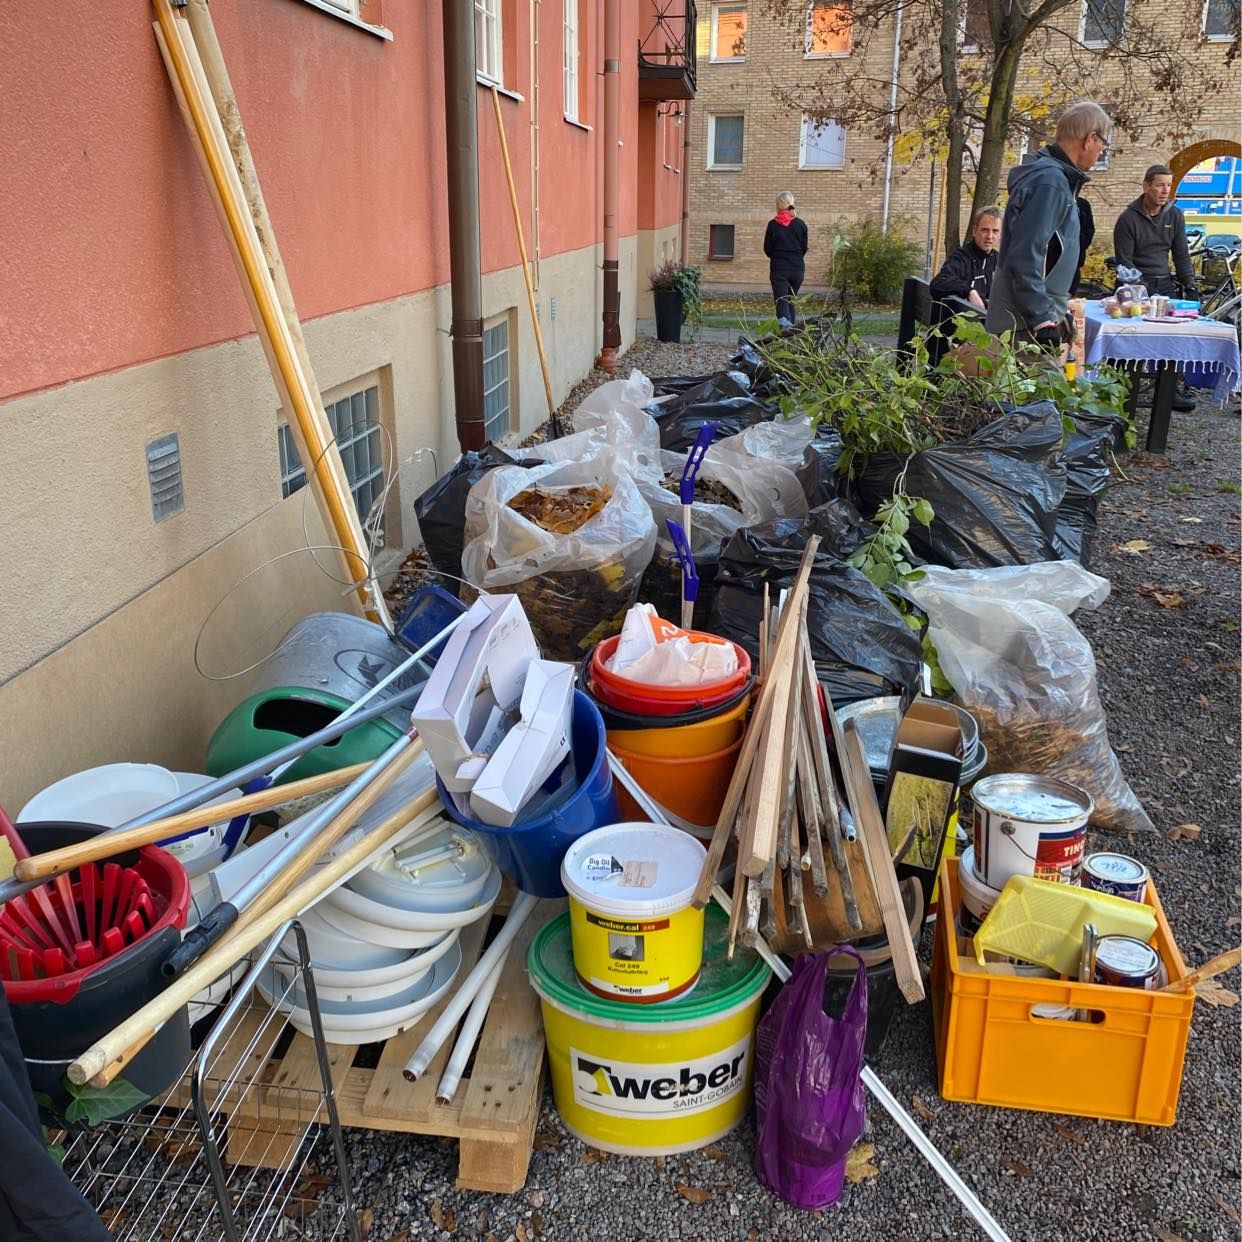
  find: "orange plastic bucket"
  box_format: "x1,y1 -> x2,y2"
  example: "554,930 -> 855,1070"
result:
606,694 -> 750,759
608,736 -> 744,829
590,635 -> 751,717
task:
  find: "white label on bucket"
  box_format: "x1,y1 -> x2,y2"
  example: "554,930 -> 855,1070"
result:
620,859 -> 657,889
569,1036 -> 751,1119
582,854 -> 621,880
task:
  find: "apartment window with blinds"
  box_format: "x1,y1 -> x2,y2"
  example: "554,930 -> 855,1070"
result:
805,2 -> 852,56
476,0 -> 502,83
799,116 -> 846,169
483,315 -> 513,442
564,0 -> 580,119
279,384 -> 386,533
710,3 -> 747,61
708,114 -> 744,169
1081,0 -> 1126,46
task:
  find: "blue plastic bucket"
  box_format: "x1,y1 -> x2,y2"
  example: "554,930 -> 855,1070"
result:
437,691 -> 618,898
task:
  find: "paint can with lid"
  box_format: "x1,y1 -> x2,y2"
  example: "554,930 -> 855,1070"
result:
1093,935 -> 1161,989
954,846 -> 1004,937
968,774 -> 1092,890
1081,853 -> 1149,904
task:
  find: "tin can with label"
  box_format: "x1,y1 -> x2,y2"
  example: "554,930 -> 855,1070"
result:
970,773 -> 1092,889
1082,853 -> 1149,903
1093,935 -> 1161,989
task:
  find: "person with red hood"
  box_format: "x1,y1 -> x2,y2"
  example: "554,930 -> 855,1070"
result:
763,191 -> 809,324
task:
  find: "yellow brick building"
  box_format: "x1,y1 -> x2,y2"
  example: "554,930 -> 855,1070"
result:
689,0 -> 1242,290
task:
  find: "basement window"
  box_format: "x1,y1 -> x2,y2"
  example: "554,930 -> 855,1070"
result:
483,315 -> 514,442
279,384 -> 387,534
709,224 -> 736,259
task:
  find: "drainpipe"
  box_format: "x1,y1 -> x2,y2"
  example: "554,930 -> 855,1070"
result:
597,0 -> 621,373
443,0 -> 485,450
680,102 -> 692,264
880,0 -> 904,235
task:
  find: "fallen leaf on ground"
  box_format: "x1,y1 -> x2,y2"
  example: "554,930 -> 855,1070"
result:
1054,1124 -> 1086,1144
912,1095 -> 935,1122
1155,861 -> 1182,873
515,1223 -> 529,1242
1178,515 -> 1203,523
1211,1191 -> 1241,1223
703,1145 -> 727,1161
532,1131 -> 562,1151
1167,823 -> 1202,841
390,1231 -> 412,1242
1154,1227 -> 1187,1242
1155,592 -> 1187,608
356,1207 -> 373,1239
1199,694 -> 1212,710
531,1209 -> 545,1236
675,1182 -> 713,1205
429,1199 -> 455,1233
654,1155 -> 666,1171
582,1148 -> 607,1164
1117,539 -> 1152,554
845,1142 -> 880,1184
1001,1160 -> 1033,1177
1196,978 -> 1239,1008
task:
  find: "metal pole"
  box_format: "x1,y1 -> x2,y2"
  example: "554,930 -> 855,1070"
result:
880,0 -> 905,234
924,161 -> 938,281
597,0 -> 622,372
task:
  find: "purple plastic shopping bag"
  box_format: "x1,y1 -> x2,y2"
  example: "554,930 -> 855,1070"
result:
753,947 -> 868,1209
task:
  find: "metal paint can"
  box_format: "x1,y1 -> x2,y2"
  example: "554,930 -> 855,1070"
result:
1093,935 -> 1161,989
969,774 -> 1093,890
1081,853 -> 1149,903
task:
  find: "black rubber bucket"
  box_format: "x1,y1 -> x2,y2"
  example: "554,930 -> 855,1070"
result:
3,822 -> 191,1114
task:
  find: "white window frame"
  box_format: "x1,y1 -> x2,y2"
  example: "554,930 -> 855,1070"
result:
798,114 -> 846,170
709,2 -> 747,63
1080,0 -> 1127,47
1202,0 -> 1239,40
708,224 -> 736,260
475,0 -> 502,85
958,0 -> 987,52
707,113 -> 745,170
804,1 -> 853,58
563,0 -> 580,119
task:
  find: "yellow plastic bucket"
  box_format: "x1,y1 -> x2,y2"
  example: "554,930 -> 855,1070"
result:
605,695 -> 750,758
560,824 -> 706,1002
528,907 -> 770,1155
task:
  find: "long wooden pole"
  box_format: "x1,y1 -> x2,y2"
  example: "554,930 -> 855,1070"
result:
71,791 -> 434,1088
152,0 -> 384,623
491,87 -> 557,422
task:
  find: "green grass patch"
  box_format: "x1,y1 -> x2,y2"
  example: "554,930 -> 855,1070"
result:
1165,483 -> 1194,496
1216,480 -> 1242,495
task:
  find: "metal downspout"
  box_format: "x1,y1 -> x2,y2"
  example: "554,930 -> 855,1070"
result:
597,0 -> 621,373
680,102 -> 691,263
880,0 -> 904,234
443,0 -> 486,450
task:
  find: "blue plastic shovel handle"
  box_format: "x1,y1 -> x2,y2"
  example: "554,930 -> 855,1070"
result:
679,423 -> 717,505
665,519 -> 699,603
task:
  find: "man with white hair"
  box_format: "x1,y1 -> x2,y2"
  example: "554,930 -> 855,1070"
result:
986,100 -> 1113,349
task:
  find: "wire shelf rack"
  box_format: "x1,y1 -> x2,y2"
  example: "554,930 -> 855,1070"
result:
62,922 -> 360,1242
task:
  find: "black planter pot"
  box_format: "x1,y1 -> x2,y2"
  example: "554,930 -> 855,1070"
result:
653,288 -> 684,343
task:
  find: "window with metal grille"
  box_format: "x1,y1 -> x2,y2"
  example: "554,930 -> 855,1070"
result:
709,224 -> 735,259
483,318 -> 513,442
279,385 -> 386,531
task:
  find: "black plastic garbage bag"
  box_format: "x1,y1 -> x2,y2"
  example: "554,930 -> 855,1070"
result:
651,373 -> 779,450
852,402 -> 1067,569
650,371 -> 751,397
710,504 -> 922,705
796,430 -> 847,509
412,446 -> 540,596
1054,412 -> 1119,567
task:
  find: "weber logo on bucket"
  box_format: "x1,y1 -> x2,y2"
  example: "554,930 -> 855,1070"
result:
570,1038 -> 750,1118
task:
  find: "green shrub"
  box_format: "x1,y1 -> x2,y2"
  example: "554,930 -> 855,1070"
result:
827,216 -> 922,305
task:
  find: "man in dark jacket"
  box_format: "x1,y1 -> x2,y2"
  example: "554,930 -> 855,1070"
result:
986,100 -> 1113,350
931,205 -> 1001,309
763,191 -> 809,324
1113,164 -> 1197,297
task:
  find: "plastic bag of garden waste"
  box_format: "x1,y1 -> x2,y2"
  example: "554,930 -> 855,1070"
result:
905,562 -> 1154,833
461,451 -> 657,660
526,404 -> 663,484
636,448 -> 807,626
573,369 -> 655,422
651,373 -> 777,450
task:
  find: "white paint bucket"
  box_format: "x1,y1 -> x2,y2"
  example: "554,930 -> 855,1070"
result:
956,846 -> 1003,937
968,774 -> 1092,890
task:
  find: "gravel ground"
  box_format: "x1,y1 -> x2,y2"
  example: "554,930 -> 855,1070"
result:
348,341 -> 1241,1242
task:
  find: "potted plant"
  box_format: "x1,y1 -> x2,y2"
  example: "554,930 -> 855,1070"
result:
649,261 -> 702,343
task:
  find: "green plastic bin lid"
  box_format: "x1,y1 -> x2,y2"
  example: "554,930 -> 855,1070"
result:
528,905 -> 770,1024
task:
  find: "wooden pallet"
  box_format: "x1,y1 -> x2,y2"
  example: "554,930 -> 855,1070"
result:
181,898 -> 563,1194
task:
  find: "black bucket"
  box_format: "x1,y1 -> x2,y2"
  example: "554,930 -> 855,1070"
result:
4,822 -> 191,1114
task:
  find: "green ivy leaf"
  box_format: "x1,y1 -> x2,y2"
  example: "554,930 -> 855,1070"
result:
63,1077 -> 149,1127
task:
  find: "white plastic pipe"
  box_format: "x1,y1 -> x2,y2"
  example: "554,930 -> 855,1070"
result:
605,753 -> 1012,1242
436,943 -> 510,1102
403,891 -> 538,1081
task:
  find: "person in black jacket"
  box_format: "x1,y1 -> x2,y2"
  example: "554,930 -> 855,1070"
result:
763,192 -> 809,324
1113,165 -> 1197,297
930,205 -> 1001,309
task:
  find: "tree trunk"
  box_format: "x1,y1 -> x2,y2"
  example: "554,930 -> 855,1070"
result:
938,0 -> 967,256
973,39 -> 1024,214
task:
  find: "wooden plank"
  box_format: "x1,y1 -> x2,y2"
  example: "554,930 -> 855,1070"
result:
266,1035 -> 357,1126
841,722 -> 925,1004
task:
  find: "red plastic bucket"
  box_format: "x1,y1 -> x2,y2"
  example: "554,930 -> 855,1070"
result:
589,635 -> 751,717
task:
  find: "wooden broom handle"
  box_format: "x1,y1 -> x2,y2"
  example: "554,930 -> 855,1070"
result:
74,786 -> 439,1087
13,761 -> 372,883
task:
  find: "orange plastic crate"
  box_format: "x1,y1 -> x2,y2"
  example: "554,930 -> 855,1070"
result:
931,857 -> 1194,1126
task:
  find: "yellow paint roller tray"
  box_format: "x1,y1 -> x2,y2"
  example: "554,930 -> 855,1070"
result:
973,876 -> 1157,975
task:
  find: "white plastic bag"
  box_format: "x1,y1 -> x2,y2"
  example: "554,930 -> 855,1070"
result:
710,415 -> 818,469
461,451 -> 657,659
529,382 -> 663,483
905,562 -> 1154,834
